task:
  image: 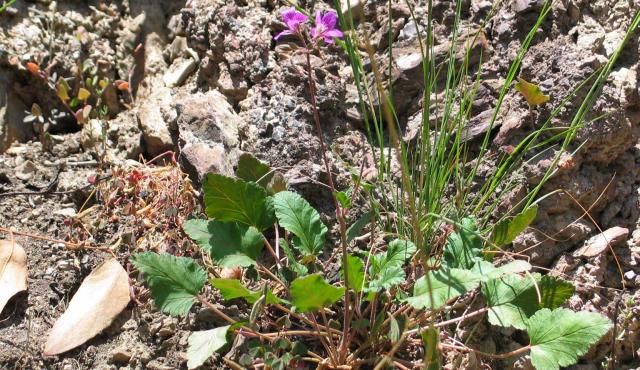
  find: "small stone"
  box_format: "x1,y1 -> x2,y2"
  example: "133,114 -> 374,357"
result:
53,208 -> 76,217
15,160 -> 37,181
110,348 -> 132,364
512,0 -> 545,13
163,57 -> 197,87
399,21 -> 418,41
625,270 -> 637,280
574,227 -> 629,258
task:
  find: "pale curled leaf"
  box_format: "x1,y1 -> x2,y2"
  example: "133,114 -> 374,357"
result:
0,240 -> 28,314
44,259 -> 130,355
187,325 -> 231,369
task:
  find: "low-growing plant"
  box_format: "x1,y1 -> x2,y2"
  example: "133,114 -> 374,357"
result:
128,2 -> 640,369
129,154 -> 610,370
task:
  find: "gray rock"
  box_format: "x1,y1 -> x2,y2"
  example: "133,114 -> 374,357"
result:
173,90 -> 241,182
137,87 -> 176,157
574,227 -> 629,258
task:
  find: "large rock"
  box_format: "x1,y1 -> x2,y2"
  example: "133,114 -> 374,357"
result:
173,90 -> 241,182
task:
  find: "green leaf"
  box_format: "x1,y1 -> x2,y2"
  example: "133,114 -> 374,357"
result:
279,238 -> 308,276
202,173 -> 275,231
527,308 -> 612,370
342,254 -> 365,293
442,218 -> 483,269
406,268 -> 482,310
368,239 -> 416,292
130,252 -> 207,316
187,325 -> 231,369
471,260 -> 532,281
538,275 -> 575,309
367,266 -> 405,292
235,153 -> 273,189
211,278 -> 280,305
421,326 -> 441,370
491,206 -> 538,246
347,211 -> 372,242
336,190 -> 352,209
482,274 -> 575,329
290,274 -> 344,313
183,219 -> 263,268
273,191 -> 327,257
387,313 -> 407,342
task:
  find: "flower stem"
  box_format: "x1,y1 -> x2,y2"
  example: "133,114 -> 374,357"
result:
303,45 -> 353,363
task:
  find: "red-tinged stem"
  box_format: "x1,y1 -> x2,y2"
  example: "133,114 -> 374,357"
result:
439,343 -> 531,360
302,43 -> 352,363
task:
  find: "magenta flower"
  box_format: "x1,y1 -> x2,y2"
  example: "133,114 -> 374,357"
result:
274,7 -> 308,41
311,11 -> 344,44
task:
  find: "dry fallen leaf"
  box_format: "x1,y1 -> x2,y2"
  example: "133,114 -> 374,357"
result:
44,259 -> 130,355
515,77 -> 550,106
0,240 -> 28,314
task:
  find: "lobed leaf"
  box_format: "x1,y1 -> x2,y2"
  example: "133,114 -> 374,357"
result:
202,173 -> 275,231
273,191 -> 327,257
130,252 -> 207,316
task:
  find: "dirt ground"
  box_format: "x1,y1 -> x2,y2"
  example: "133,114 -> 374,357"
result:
1,0 -> 640,369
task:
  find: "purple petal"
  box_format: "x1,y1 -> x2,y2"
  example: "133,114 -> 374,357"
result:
314,11 -> 323,27
321,11 -> 338,29
281,7 -> 307,30
274,30 -> 293,40
310,27 -> 318,39
323,36 -> 335,44
324,29 -> 343,39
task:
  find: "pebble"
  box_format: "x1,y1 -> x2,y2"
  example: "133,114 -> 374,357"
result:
110,348 -> 132,364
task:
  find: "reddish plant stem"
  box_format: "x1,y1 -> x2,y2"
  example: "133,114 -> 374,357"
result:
303,46 -> 352,363
439,343 -> 531,360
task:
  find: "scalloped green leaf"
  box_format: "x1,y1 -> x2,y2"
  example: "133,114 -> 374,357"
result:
130,252 -> 207,316
202,173 -> 275,231
183,219 -> 263,268
273,191 -> 327,257
290,274 -> 344,313
527,308 -> 612,370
